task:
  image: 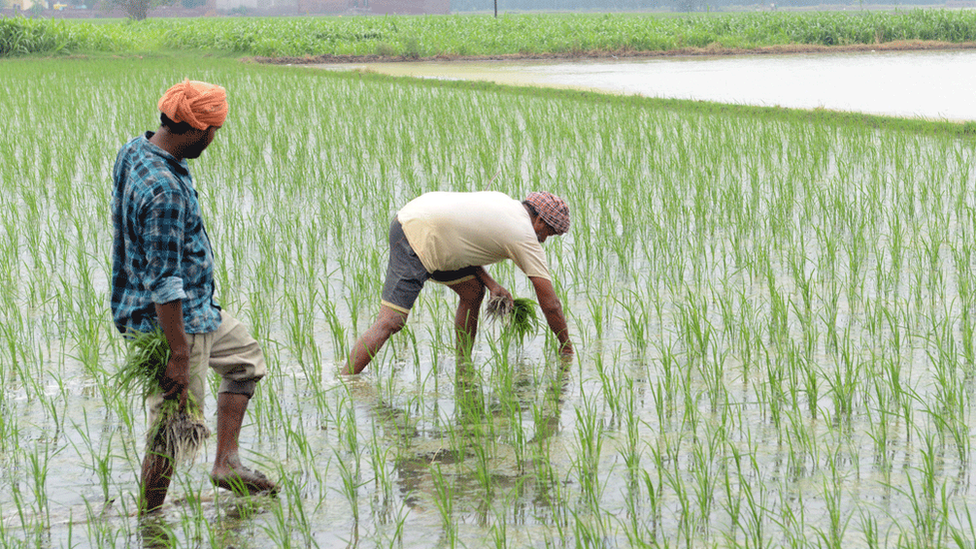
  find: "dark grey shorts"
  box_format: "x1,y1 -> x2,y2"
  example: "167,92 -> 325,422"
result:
381,217 -> 477,313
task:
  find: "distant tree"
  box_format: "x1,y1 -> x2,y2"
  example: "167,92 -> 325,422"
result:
676,0 -> 704,10
109,0 -> 176,19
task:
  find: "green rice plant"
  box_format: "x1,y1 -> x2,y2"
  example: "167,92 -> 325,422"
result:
823,332 -> 861,424
592,351 -> 624,423
949,505 -> 975,549
892,435 -> 953,549
620,375 -> 642,479
116,327 -> 209,466
485,295 -> 540,346
662,445 -> 694,546
430,464 -> 457,548
529,404 -> 559,506
858,507 -> 885,549
812,451 -> 852,549
740,464 -> 771,549
569,508 -> 612,549
867,390 -> 894,476
586,293 -> 606,341
719,440 -> 746,547
616,290 -> 649,357
334,447 -> 363,525
67,411 -> 116,504
690,435 -> 718,535
24,442 -> 58,533
571,391 -> 605,509
469,435 -> 495,503
367,421 -> 395,514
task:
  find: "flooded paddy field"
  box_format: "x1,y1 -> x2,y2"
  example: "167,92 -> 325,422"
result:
1,56 -> 975,548
316,48 -> 976,122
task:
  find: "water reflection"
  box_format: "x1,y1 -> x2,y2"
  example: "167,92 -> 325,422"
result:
316,49 -> 976,121
344,353 -> 574,546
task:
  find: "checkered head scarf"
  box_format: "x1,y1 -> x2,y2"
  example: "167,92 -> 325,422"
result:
525,192 -> 571,235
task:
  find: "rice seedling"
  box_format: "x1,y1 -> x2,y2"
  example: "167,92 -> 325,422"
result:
430,464 -> 458,548
116,327 -> 210,467
570,390 -> 604,509
485,295 -> 540,347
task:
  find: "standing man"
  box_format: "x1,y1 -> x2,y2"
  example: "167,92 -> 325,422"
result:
343,190 -> 574,376
111,79 -> 277,514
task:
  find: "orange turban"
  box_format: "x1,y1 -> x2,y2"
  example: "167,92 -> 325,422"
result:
158,79 -> 228,131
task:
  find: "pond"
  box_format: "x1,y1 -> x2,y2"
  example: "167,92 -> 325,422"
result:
316,48 -> 976,121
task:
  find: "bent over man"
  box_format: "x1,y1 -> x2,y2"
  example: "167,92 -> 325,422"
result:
111,79 -> 277,513
343,190 -> 574,375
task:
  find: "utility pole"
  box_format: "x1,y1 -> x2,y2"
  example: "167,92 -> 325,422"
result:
494,0 -> 497,17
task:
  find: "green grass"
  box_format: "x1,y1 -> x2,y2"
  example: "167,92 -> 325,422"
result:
1,53 -> 975,547
6,10 -> 976,57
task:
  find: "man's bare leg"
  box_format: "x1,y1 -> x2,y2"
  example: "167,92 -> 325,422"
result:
344,306 -> 409,375
139,452 -> 173,514
210,392 -> 277,494
449,278 -> 486,362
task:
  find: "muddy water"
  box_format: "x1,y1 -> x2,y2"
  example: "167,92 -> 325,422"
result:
315,49 -> 976,121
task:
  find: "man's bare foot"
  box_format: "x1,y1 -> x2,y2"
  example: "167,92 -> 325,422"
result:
210,465 -> 278,496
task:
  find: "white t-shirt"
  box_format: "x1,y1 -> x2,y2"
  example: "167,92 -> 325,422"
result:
398,191 -> 552,280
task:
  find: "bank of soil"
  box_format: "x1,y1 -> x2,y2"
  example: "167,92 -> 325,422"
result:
252,39 -> 976,65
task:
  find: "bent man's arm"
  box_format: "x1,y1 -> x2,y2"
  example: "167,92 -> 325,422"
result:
529,276 -> 573,359
155,300 -> 190,408
475,267 -> 513,304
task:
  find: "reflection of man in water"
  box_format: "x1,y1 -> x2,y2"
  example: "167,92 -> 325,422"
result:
532,361 -> 572,444
354,358 -> 571,514
343,191 -> 575,375
111,80 -> 277,513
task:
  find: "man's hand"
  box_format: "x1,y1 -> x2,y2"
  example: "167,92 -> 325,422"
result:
475,267 -> 513,307
161,353 -> 190,409
489,284 -> 514,308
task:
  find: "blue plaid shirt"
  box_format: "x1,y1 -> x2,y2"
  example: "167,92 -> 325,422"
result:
111,132 -> 221,335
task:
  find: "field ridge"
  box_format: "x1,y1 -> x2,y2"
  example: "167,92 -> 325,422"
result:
251,37 -> 976,64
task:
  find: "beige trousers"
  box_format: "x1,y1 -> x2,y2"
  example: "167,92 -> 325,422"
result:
147,310 -> 266,422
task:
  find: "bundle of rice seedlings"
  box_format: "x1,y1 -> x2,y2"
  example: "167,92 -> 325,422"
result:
485,295 -> 540,343
485,294 -> 514,318
118,327 -> 210,466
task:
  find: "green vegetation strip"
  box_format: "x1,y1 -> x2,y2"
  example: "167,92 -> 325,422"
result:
5,10 -> 976,58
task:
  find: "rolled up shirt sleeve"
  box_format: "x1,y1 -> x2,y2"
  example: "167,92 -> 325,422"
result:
151,276 -> 186,305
